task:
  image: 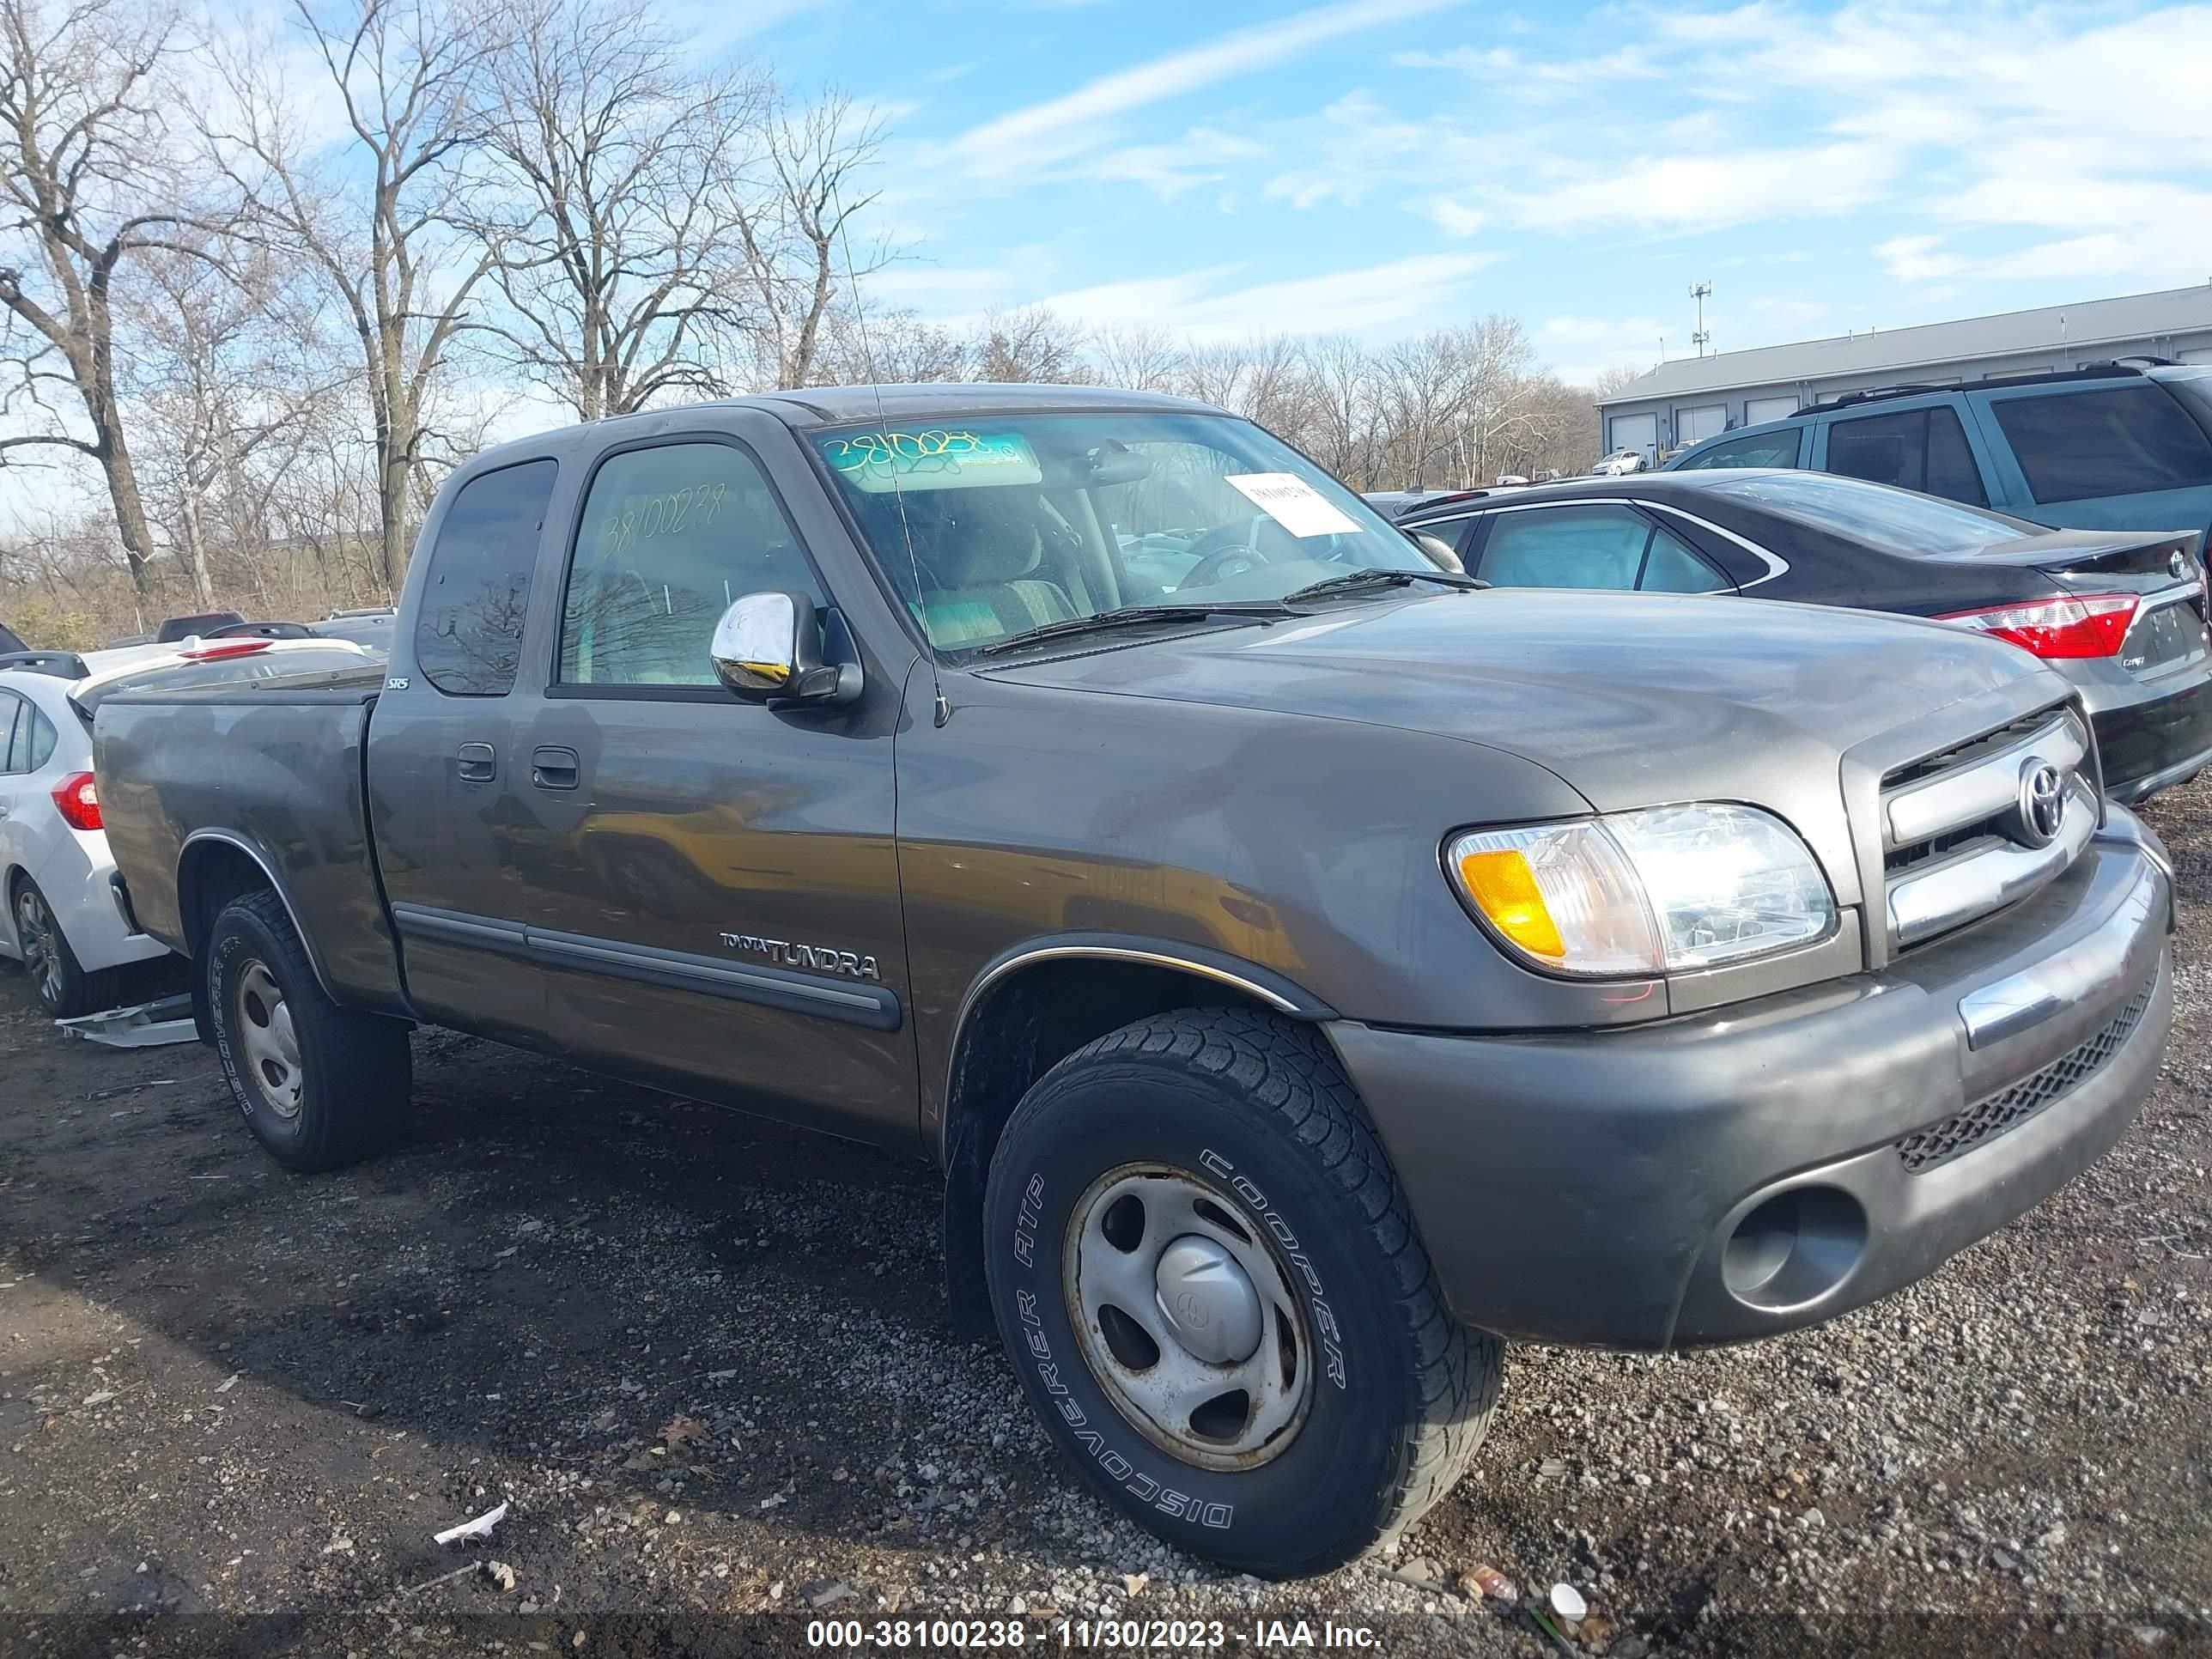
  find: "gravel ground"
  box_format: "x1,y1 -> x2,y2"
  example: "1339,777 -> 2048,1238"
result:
1,790 -> 2209,1658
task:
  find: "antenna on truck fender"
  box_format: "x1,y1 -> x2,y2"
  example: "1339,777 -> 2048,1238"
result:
833,198 -> 949,727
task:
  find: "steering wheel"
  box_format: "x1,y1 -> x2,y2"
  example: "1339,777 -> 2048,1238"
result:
1179,514 -> 1290,590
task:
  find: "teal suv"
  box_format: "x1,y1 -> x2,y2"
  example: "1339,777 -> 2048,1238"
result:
1667,362 -> 2212,547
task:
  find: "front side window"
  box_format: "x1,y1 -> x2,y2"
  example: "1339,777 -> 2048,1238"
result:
1678,428 -> 1803,470
1825,406 -> 1988,506
1475,507 -> 1727,593
1710,471 -> 2037,554
561,442 -> 823,687
813,413 -> 1428,652
1990,384 -> 2212,503
414,459 -> 558,696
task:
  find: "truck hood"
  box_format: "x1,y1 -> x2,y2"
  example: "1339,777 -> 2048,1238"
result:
977,588 -> 2055,814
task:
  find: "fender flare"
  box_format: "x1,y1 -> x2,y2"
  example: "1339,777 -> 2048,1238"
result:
177,830 -> 341,1002
936,930 -> 1336,1159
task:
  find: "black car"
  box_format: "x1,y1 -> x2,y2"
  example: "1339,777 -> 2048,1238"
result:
0,618 -> 24,656
1398,468 -> 2212,802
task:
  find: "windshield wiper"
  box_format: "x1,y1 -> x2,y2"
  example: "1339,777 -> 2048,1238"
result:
1281,568 -> 1489,603
969,603 -> 1303,658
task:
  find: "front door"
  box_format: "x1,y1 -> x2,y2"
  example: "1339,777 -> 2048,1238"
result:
501,423 -> 916,1146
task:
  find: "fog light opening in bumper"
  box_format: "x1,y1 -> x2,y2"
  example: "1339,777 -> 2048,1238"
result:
1721,1186 -> 1869,1312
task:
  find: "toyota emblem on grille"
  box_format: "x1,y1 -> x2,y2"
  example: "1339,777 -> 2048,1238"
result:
2016,759 -> 2066,848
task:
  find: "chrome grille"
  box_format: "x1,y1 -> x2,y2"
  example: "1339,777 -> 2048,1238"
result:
1880,707 -> 2096,949
1896,982 -> 2154,1173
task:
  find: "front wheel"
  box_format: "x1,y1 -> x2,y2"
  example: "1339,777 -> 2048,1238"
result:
204,890 -> 411,1171
983,1009 -> 1499,1577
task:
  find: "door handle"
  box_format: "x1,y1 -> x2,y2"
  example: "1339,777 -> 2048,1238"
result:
532,745 -> 580,790
456,742 -> 497,783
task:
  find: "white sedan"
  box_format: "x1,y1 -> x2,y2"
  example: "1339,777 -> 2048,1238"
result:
0,637 -> 374,1017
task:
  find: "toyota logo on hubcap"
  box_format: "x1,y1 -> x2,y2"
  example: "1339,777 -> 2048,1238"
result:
2016,759 -> 2066,848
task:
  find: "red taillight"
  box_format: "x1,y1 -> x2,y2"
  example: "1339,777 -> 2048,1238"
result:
1936,592 -> 2138,659
177,638 -> 273,661
52,771 -> 101,831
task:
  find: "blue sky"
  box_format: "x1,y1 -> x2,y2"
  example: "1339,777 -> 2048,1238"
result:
747,0 -> 2212,382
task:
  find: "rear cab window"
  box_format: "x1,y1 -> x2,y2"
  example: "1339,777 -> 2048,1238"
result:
1988,383 -> 2212,504
414,459 -> 560,696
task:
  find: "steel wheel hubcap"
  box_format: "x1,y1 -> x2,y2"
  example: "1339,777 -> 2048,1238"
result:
234,961 -> 303,1119
15,890 -> 61,1006
1064,1164 -> 1313,1471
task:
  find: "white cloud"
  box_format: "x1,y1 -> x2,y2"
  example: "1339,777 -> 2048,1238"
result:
1422,198 -> 1486,237
944,0 -> 1461,169
1537,314 -> 1673,385
1085,128 -> 1273,198
1502,141 -> 1902,234
1030,252 -> 1498,343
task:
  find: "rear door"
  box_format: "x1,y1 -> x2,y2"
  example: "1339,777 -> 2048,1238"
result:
499,413 -> 917,1147
368,456 -> 564,1045
0,689 -> 31,952
1973,379 -> 2212,535
1810,397 -> 1998,507
1466,503 -> 1736,593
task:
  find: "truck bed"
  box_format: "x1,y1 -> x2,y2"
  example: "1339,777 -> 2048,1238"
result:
94,667 -> 410,1014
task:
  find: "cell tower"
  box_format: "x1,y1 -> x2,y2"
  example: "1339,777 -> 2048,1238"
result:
1690,282 -> 1713,357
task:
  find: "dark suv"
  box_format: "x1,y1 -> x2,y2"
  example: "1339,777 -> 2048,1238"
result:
1666,362 -> 2212,545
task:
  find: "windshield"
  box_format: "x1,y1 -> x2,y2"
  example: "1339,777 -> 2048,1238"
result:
813,411 -> 1429,651
1706,471 -> 2042,555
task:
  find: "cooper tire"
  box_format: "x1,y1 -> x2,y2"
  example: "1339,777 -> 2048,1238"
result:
983,1008 -> 1499,1577
205,890 -> 411,1172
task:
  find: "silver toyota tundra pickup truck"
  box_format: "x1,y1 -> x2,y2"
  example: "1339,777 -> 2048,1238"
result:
91,384 -> 2175,1577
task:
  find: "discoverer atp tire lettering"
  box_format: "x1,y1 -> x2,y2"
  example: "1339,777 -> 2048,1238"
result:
982,1008 -> 1500,1577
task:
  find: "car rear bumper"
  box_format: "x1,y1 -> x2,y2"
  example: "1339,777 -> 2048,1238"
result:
30,830 -> 172,974
2062,652 -> 2212,801
1329,815 -> 2172,1351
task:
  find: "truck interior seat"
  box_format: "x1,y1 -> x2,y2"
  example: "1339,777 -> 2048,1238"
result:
910,494 -> 1078,646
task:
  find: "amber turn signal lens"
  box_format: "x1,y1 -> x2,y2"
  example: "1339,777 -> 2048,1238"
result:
1454,848 -> 1565,959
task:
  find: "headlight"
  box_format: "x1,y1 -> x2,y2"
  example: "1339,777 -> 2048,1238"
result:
1446,804 -> 1836,977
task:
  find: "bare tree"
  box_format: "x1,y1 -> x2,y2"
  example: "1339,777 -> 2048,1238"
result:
1299,334 -> 1381,487
214,0 -> 502,586
0,0 -> 210,596
1091,324 -> 1187,393
814,302 -> 964,384
478,0 -> 768,420
733,88 -> 886,390
126,247 -> 345,607
968,307 -> 1090,385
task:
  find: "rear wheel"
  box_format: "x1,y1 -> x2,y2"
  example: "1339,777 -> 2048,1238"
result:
983,1008 -> 1499,1577
205,890 -> 411,1171
11,876 -> 120,1019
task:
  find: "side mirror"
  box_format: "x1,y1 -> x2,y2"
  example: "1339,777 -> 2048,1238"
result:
709,591 -> 862,706
1404,527 -> 1465,574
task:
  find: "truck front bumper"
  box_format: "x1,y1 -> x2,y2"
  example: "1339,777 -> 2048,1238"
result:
1329,813 -> 2173,1351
